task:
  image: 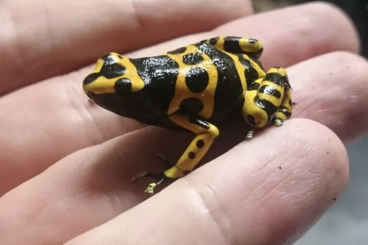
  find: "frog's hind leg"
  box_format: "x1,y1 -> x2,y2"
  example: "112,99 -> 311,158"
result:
201,36 -> 264,59
132,114 -> 219,195
242,67 -> 292,139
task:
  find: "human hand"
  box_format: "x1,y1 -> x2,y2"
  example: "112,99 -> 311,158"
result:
0,0 -> 367,244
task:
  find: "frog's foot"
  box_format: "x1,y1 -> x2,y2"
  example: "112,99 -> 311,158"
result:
273,118 -> 283,127
145,176 -> 170,195
131,171 -> 172,195
245,129 -> 255,140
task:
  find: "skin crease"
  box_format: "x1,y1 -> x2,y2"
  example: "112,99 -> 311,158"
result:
0,1 -> 367,245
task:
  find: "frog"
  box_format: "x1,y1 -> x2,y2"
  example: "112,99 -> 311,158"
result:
82,36 -> 294,195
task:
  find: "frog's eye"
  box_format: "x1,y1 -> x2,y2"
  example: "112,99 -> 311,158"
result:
115,78 -> 132,92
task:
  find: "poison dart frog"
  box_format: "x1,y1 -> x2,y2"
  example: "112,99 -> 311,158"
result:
83,36 -> 294,195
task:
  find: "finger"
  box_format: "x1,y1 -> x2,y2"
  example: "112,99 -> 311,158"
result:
289,51 -> 368,142
0,2 -> 360,195
127,2 -> 359,69
62,119 -> 349,245
0,0 -> 252,95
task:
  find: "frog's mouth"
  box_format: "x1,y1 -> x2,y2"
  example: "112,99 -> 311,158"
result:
86,91 -> 135,118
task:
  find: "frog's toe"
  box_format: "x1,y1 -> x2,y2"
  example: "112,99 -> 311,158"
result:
131,172 -> 148,182
245,130 -> 254,140
131,171 -> 166,182
145,183 -> 157,195
274,118 -> 283,127
131,171 -> 171,194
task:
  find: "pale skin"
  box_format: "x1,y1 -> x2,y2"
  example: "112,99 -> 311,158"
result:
0,0 -> 368,244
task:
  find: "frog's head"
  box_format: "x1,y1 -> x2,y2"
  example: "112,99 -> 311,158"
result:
83,52 -> 145,117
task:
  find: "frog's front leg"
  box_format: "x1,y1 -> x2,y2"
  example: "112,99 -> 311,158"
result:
242,67 -> 293,139
132,114 -> 219,195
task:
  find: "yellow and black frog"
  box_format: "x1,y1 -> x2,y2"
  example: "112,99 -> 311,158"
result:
83,36 -> 294,195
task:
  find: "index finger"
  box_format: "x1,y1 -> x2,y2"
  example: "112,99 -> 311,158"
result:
0,0 -> 252,95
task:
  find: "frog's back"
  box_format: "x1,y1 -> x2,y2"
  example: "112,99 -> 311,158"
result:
155,41 -> 250,124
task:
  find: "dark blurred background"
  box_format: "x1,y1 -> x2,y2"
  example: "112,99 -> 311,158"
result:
253,0 -> 368,58
252,1 -> 368,244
